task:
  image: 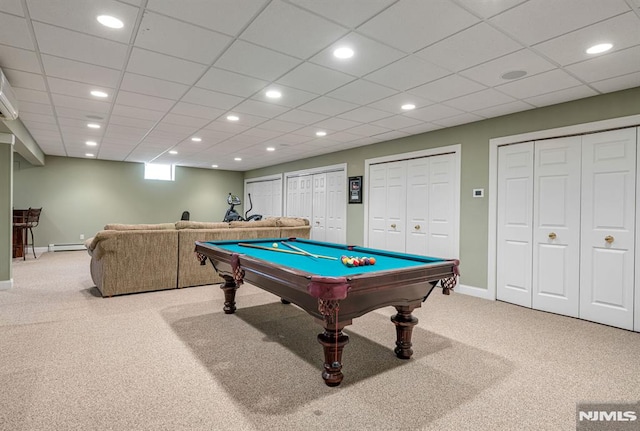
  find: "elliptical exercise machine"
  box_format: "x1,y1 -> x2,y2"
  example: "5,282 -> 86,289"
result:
222,192 -> 263,222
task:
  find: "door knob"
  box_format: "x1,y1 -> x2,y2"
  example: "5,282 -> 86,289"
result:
391,224 -> 396,229
548,232 -> 557,240
415,225 -> 421,230
315,221 -> 320,225
605,235 -> 614,244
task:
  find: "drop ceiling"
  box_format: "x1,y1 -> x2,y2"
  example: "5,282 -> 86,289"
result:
1,0 -> 639,171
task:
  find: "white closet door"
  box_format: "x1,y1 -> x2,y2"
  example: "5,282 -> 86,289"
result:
312,173 -> 327,241
406,158 -> 429,255
427,154 -> 456,258
532,137 -> 581,317
368,161 -> 406,252
497,142 -> 534,308
580,128 -> 636,330
326,170 -> 345,243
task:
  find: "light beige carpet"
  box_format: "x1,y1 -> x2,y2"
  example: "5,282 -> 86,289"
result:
1,251 -> 639,430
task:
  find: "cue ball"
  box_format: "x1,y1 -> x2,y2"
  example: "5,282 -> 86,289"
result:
272,243 -> 278,248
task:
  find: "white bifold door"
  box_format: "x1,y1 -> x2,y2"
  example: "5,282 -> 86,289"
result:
496,127 -> 637,330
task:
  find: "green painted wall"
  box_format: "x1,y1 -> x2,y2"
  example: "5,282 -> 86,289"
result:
12,156 -> 244,247
0,139 -> 12,283
245,86 -> 640,290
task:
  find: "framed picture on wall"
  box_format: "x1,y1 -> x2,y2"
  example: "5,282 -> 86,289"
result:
348,176 -> 363,204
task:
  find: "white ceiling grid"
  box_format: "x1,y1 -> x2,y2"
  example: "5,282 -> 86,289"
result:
0,0 -> 638,170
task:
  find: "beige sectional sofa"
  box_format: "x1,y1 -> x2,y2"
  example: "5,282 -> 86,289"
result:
85,217 -> 310,297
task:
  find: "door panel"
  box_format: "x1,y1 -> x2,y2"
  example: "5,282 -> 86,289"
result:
406,158 -> 428,255
385,161 -> 407,253
532,137 -> 581,317
312,174 -> 327,241
428,154 -> 456,258
580,128 -> 636,330
368,164 -> 388,250
326,170 -> 345,243
497,143 -> 534,307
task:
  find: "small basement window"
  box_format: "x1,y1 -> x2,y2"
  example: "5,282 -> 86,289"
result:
144,163 -> 175,181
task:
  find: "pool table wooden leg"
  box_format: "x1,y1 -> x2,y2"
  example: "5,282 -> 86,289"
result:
219,275 -> 238,314
391,305 -> 419,359
317,322 -> 350,387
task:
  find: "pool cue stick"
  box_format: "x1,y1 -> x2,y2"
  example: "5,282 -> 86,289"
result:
237,243 -> 337,260
280,241 -> 319,259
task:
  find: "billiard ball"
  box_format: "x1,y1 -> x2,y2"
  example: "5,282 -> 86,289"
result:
272,243 -> 278,248
369,257 -> 376,265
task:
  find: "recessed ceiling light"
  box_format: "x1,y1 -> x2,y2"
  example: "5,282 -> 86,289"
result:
97,15 -> 124,29
266,90 -> 282,99
87,123 -> 101,129
90,90 -> 108,98
191,137 -> 202,142
227,115 -> 239,121
169,150 -> 178,155
316,131 -> 327,137
501,70 -> 527,80
234,157 -> 242,161
266,147 -> 275,152
211,164 -> 218,168
86,141 -> 97,146
333,47 -> 354,59
85,153 -> 95,157
401,104 -> 416,110
586,43 -> 613,54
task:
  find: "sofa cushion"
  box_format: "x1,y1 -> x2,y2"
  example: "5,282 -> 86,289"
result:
271,217 -> 309,227
175,221 -> 230,230
103,223 -> 176,231
229,219 -> 277,228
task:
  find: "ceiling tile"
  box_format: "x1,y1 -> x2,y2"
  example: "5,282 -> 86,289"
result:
180,87 -> 244,111
308,32 -> 405,77
276,109 -> 327,125
565,45 -> 640,82
257,119 -> 306,133
2,69 -> 46,91
459,49 -> 557,87
0,0 -> 24,15
26,0 -> 139,44
33,22 -> 128,69
0,46 -> 41,73
365,55 -> 450,91
126,48 -> 208,85
369,114 -> 424,130
289,0 -> 395,28
135,12 -> 232,64
432,113 -> 484,127
524,85 -> 599,107
357,0 -> 479,53
233,99 -> 289,118
240,0 -> 348,59
473,100 -> 533,118
455,0 -> 527,18
196,67 -> 268,98
214,40 -> 301,81
534,12 -> 640,66
41,55 -> 121,88
250,85 -> 318,108
590,71 -> 640,93
111,104 -> 165,121
0,12 -> 34,50
169,102 -> 225,121
327,79 -> 396,105
408,75 -> 485,102
115,90 -> 176,112
489,0 -> 631,45
496,69 -> 583,99
297,96 -> 358,116
276,62 -> 355,95
337,106 -> 393,123
146,0 -> 268,36
416,23 -> 523,73
16,101 -> 53,116
47,77 -> 113,101
313,117 -> 361,132
14,88 -> 49,104
445,88 -> 516,112
120,73 -> 189,100
404,104 -> 465,122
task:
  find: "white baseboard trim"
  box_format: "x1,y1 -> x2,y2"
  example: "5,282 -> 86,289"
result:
455,284 -> 495,301
0,278 -> 13,290
47,244 -> 84,252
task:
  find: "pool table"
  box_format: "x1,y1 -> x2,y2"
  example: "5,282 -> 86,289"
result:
195,238 -> 459,387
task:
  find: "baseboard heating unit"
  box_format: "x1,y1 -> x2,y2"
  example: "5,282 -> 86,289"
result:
48,243 -> 85,252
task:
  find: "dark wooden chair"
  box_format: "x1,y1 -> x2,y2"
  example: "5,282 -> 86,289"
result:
13,207 -> 42,260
